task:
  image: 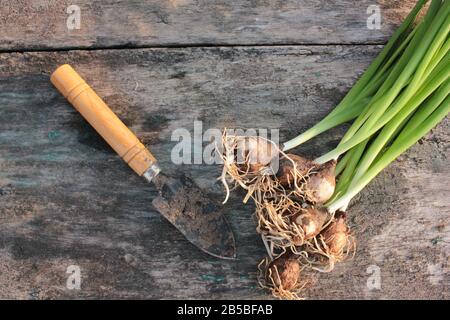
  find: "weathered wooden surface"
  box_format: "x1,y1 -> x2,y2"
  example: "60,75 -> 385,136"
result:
0,46 -> 449,299
0,0 -> 449,300
0,0 -> 417,50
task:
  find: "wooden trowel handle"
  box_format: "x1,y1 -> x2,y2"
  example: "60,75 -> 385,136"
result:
50,64 -> 157,176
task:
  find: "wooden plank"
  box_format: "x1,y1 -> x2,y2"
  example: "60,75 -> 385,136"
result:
0,0 -> 418,50
0,46 -> 449,299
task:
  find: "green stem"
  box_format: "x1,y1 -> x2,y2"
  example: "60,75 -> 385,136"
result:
335,151 -> 351,176
316,55 -> 450,164
349,79 -> 450,186
338,72 -> 413,146
281,96 -> 371,150
329,140 -> 368,202
345,42 -> 450,183
327,92 -> 450,213
331,1 -> 444,147
325,0 -> 427,117
371,111 -> 416,165
372,25 -> 419,84
419,35 -> 450,85
282,0 -> 428,151
316,6 -> 450,164
401,87 -> 450,137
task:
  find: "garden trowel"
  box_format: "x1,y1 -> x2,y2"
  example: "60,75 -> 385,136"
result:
50,64 -> 236,260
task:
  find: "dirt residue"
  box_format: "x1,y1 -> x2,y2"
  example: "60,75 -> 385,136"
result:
152,173 -> 236,259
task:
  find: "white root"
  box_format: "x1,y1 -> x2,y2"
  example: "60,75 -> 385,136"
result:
216,130 -> 354,299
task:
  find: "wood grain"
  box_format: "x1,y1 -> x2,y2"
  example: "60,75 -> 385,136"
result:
0,46 -> 448,299
0,0 -> 418,50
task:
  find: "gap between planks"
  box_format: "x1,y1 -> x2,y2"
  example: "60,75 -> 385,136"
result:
0,42 -> 386,55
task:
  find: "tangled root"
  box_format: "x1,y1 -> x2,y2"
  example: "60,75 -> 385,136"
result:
305,213 -> 356,272
217,130 -> 356,298
217,130 -> 276,203
217,130 -> 314,205
255,199 -> 330,251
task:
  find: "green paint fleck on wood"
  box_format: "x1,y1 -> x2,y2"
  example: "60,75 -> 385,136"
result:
200,274 -> 225,283
48,131 -> 61,141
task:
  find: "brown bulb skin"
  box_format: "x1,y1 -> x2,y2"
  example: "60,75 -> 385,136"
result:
306,160 -> 336,204
291,207 -> 328,240
266,253 -> 301,290
277,154 -> 313,186
322,214 -> 350,255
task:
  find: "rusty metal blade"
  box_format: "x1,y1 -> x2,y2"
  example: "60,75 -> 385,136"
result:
151,173 -> 236,259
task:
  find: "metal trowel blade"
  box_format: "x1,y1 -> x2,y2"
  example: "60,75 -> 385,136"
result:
151,173 -> 236,260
